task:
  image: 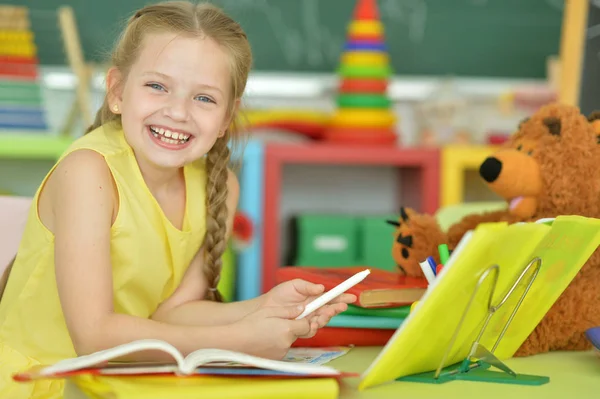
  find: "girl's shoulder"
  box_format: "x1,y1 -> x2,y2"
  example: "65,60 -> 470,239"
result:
65,123 -> 130,160
38,148 -> 118,235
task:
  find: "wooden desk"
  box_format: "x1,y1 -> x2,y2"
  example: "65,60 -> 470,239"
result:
65,347 -> 600,398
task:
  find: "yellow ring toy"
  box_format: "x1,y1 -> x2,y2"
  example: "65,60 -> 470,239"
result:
348,20 -> 384,36
0,31 -> 33,41
330,109 -> 396,128
341,51 -> 389,67
0,42 -> 36,57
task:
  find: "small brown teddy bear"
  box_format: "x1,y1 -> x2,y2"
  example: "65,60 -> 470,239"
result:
388,103 -> 600,357
386,207 -> 445,277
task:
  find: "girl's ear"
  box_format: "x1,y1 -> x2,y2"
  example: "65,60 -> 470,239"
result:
222,98 -> 241,132
106,67 -> 124,114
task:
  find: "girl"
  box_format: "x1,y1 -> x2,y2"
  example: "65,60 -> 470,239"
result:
0,2 -> 354,398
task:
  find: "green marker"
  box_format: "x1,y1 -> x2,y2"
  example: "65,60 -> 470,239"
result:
438,244 -> 450,265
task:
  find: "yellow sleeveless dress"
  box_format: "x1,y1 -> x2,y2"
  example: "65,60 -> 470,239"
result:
0,123 -> 207,399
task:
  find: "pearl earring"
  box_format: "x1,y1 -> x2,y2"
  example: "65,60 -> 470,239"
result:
112,104 -> 119,112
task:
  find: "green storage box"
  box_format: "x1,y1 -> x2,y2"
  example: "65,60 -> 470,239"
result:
291,214 -> 360,267
357,214 -> 398,272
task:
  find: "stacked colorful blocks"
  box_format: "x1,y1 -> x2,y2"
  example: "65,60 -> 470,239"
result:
0,5 -> 48,132
324,0 -> 397,145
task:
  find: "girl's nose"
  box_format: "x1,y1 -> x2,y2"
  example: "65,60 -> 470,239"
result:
164,96 -> 190,122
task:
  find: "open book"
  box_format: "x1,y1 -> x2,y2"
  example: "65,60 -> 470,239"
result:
14,339 -> 349,382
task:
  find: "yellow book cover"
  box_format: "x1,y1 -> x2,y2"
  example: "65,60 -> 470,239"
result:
68,374 -> 340,399
358,216 -> 600,390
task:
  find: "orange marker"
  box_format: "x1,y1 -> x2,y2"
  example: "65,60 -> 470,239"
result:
436,264 -> 444,275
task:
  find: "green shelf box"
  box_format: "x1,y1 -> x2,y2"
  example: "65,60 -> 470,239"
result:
357,214 -> 398,272
291,214 -> 360,267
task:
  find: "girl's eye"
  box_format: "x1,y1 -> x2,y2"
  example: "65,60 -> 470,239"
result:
195,95 -> 215,104
146,83 -> 165,91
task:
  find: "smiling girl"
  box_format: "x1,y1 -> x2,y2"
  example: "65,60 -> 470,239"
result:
0,2 -> 354,398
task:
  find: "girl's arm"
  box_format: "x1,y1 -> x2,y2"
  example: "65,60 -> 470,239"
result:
151,169 -> 268,326
48,150 -> 295,359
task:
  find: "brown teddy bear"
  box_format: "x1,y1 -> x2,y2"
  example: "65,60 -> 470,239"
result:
387,103 -> 600,356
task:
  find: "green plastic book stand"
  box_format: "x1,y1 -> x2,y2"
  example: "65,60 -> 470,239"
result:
398,258 -> 550,386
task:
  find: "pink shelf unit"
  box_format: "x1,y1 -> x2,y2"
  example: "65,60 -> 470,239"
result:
262,143 -> 440,293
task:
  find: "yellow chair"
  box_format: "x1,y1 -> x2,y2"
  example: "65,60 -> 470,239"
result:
435,201 -> 506,231
0,195 -> 32,299
441,145 -> 498,206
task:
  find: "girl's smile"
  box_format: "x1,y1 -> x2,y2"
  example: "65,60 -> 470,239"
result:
147,124 -> 193,150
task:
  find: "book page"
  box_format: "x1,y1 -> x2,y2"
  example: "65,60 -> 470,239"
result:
182,348 -> 340,375
206,346 -> 351,367
40,339 -> 185,376
283,346 -> 350,365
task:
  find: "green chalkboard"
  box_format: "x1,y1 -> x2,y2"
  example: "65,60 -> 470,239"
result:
10,0 -> 564,78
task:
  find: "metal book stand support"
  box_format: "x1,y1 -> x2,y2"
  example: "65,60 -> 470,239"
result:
398,257 -> 550,386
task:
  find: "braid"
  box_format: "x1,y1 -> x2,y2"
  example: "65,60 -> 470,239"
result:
85,98 -> 119,134
204,134 -> 231,302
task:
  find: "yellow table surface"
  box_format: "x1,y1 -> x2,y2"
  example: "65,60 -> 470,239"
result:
64,347 -> 600,398
328,346 -> 600,399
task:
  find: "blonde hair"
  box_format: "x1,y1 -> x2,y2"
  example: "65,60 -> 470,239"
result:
87,1 -> 252,302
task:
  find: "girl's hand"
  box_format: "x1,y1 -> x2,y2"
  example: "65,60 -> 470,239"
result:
260,279 -> 357,335
235,305 -> 311,360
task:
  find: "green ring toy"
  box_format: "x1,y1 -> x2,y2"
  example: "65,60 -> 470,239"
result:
338,64 -> 392,79
337,94 -> 391,109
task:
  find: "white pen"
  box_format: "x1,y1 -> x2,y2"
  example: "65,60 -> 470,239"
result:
295,269 -> 371,320
419,260 -> 436,285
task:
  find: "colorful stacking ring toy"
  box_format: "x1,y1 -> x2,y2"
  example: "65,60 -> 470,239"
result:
323,0 -> 397,146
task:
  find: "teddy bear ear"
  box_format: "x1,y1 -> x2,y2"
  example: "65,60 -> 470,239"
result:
587,111 -> 600,143
518,117 -> 530,128
542,117 -> 561,136
586,111 -> 600,123
399,206 -> 409,222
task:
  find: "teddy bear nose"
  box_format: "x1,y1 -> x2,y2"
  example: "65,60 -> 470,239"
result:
479,157 -> 502,183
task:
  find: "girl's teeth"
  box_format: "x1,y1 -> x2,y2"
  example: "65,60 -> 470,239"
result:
150,126 -> 190,144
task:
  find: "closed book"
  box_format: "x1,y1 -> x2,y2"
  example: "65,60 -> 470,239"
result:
277,266 -> 427,308
328,314 -> 404,329
342,304 -> 410,318
293,327 -> 394,347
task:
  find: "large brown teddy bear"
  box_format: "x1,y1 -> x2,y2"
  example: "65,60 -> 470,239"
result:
387,103 -> 600,356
